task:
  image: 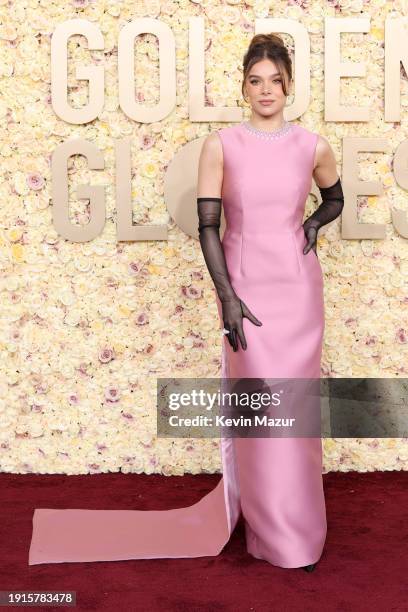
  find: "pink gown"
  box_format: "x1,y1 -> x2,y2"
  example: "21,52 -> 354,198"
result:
28,120 -> 327,568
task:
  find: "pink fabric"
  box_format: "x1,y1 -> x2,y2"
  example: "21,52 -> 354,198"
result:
29,122 -> 326,567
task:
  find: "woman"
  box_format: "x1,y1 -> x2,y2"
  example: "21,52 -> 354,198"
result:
28,33 -> 343,571
197,33 -> 344,572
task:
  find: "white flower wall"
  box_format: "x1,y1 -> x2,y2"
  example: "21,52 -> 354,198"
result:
0,0 -> 407,475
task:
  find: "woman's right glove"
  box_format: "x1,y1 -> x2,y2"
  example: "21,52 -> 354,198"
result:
197,196 -> 262,351
221,295 -> 262,352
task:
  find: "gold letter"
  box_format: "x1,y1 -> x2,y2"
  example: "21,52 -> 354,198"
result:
118,18 -> 176,122
51,19 -> 104,124
342,136 -> 387,239
52,139 -> 105,242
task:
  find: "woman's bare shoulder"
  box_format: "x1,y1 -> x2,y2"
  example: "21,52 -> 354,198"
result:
314,134 -> 335,168
200,130 -> 223,164
204,129 -> 223,148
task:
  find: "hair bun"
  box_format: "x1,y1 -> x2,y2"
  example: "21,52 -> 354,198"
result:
248,33 -> 285,49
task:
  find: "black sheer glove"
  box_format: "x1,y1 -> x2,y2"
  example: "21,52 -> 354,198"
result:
302,177 -> 344,255
197,197 -> 262,351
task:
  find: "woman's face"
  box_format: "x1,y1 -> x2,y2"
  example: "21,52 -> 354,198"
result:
243,58 -> 291,118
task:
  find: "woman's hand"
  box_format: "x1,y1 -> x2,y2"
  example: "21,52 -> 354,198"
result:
221,296 -> 262,351
302,220 -> 318,255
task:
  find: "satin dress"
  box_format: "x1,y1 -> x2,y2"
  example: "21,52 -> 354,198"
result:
28,121 -> 327,568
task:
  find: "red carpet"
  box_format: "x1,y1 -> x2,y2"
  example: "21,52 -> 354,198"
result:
1,471 -> 407,611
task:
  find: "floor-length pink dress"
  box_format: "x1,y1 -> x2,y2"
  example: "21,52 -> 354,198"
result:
28,120 -> 327,568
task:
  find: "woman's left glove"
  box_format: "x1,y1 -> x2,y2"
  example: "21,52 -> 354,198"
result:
302,177 -> 344,255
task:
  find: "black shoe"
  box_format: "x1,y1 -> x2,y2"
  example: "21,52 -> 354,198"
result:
302,563 -> 316,572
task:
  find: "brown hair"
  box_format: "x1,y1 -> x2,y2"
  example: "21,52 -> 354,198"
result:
241,33 -> 292,99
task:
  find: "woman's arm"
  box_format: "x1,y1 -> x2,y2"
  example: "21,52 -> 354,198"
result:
197,132 -> 262,351
302,135 -> 345,255
197,133 -> 237,302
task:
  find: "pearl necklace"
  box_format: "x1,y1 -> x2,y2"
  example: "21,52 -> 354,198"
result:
241,120 -> 293,140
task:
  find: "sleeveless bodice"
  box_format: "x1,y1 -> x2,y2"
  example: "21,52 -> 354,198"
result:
217,122 -> 320,284
217,122 -> 318,236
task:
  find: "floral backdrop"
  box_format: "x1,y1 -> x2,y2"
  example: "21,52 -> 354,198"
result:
0,0 -> 407,475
